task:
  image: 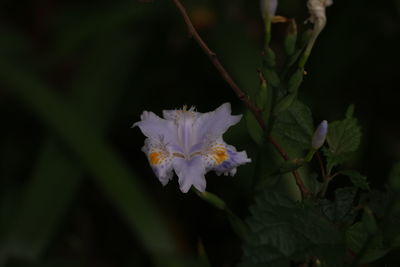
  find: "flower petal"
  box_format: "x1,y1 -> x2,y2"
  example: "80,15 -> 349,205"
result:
173,156 -> 206,193
203,140 -> 251,176
194,103 -> 242,145
133,111 -> 178,147
142,138 -> 174,186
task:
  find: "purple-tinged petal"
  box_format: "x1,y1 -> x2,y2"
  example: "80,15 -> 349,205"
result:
173,156 -> 206,193
203,141 -> 251,176
194,103 -> 242,145
133,111 -> 178,147
142,138 -> 174,186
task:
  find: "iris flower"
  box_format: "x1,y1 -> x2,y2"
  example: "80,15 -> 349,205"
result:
133,103 -> 251,193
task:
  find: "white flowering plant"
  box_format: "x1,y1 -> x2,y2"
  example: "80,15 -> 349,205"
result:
2,0 -> 399,267
132,0 -> 400,266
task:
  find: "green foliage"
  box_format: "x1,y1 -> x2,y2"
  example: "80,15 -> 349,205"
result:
284,19 -> 297,57
245,110 -> 265,146
324,106 -> 362,172
272,100 -> 314,151
345,222 -> 390,264
287,68 -> 304,94
240,190 -> 344,267
340,170 -> 370,191
263,47 -> 276,68
319,187 -> 358,225
263,68 -> 280,88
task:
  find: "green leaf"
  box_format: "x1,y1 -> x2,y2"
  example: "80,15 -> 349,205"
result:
340,170 -> 370,191
263,68 -> 280,88
245,110 -> 265,146
284,19 -> 297,57
263,47 -> 276,68
319,187 -> 358,225
287,68 -> 303,93
272,100 -> 314,151
327,118 -> 361,155
324,107 -> 362,171
240,190 -> 344,266
273,92 -> 297,115
277,158 -> 305,174
345,222 -> 389,264
322,148 -> 346,173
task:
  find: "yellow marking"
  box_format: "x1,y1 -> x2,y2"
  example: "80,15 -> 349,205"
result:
149,152 -> 161,165
212,147 -> 228,164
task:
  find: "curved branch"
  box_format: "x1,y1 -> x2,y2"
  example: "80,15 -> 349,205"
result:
170,0 -> 310,198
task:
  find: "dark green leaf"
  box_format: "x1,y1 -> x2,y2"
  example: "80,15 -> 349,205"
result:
272,100 -> 314,151
263,47 -> 276,68
319,187 -> 358,225
240,190 -> 344,266
327,118 -> 361,155
345,222 -> 389,264
284,19 -> 297,57
340,170 -> 370,191
287,68 -> 303,93
324,107 -> 362,171
245,110 -> 265,146
263,68 -> 280,88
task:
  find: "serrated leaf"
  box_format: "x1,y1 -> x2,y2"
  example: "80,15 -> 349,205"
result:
340,170 -> 370,191
272,100 -> 314,151
324,108 -> 361,171
240,190 -> 344,266
319,187 -> 358,225
322,147 -> 347,172
345,222 -> 389,264
326,118 -> 361,155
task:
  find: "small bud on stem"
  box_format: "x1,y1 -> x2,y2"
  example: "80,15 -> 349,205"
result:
312,120 -> 328,149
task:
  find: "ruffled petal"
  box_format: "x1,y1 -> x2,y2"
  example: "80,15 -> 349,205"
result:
133,111 -> 178,148
142,138 -> 174,186
173,156 -> 206,193
194,103 -> 242,146
203,140 -> 251,176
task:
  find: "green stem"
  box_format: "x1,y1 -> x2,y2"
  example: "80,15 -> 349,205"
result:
193,188 -> 248,239
305,149 -> 316,162
264,19 -> 272,47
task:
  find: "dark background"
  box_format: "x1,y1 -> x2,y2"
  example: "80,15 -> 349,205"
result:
0,0 -> 399,266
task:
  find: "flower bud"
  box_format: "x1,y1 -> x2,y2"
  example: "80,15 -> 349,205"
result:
307,0 -> 333,32
260,0 -> 278,18
312,120 -> 328,149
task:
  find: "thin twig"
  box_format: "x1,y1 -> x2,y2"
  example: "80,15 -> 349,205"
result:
170,0 -> 310,198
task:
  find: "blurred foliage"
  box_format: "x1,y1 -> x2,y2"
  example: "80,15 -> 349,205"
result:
0,0 -> 400,266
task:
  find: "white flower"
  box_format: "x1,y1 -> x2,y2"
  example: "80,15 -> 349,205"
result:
133,103 -> 251,193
